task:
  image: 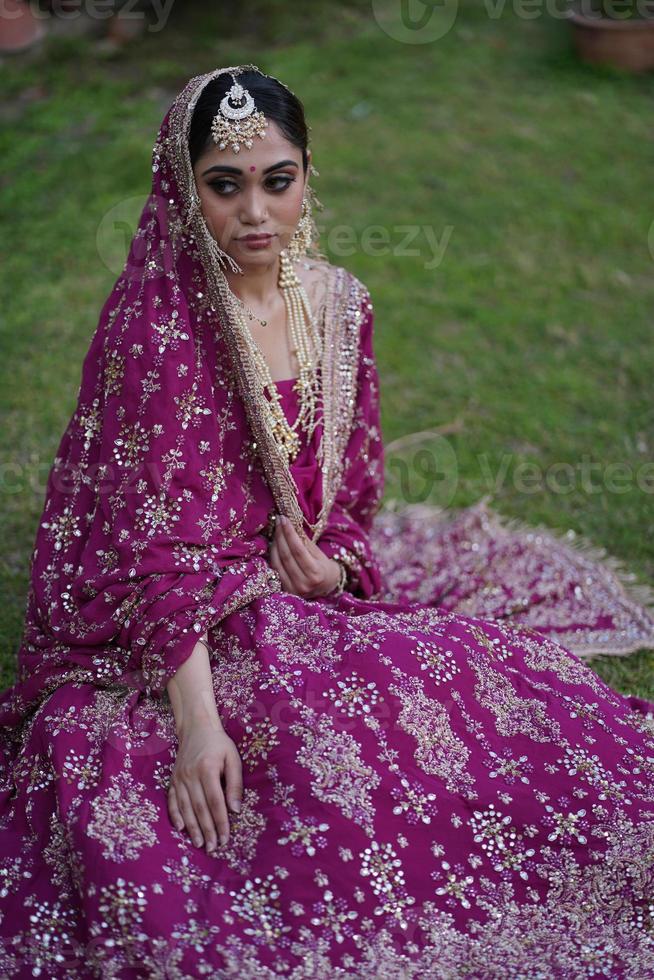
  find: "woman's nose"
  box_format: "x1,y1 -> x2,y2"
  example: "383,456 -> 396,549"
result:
239,189 -> 268,225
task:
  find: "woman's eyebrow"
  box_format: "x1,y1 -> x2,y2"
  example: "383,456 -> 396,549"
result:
201,159 -> 299,177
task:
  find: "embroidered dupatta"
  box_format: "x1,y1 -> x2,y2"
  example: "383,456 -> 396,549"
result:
0,66 -> 384,733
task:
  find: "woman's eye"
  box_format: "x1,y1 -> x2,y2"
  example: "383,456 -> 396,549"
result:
267,175 -> 295,191
209,176 -> 295,196
210,179 -> 238,195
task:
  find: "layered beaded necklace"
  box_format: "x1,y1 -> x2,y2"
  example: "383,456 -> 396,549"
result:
233,249 -> 322,464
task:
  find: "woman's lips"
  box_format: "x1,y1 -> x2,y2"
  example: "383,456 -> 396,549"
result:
238,234 -> 276,249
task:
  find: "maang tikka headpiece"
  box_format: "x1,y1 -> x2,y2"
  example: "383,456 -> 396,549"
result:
211,73 -> 268,154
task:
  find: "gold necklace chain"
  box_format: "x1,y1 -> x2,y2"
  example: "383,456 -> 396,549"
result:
237,250 -> 322,464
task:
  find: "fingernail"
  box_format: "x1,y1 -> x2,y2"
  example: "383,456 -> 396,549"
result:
193,836 -> 202,847
231,800 -> 242,814
206,842 -> 216,854
220,833 -> 229,846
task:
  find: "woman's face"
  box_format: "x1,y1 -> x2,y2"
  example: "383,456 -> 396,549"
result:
192,120 -> 310,270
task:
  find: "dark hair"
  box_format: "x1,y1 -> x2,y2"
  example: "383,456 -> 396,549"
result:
189,70 -> 309,172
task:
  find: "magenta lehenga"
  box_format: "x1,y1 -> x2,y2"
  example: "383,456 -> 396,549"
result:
2,70 -> 654,980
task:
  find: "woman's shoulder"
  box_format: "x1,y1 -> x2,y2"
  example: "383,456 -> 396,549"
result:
293,257 -> 372,312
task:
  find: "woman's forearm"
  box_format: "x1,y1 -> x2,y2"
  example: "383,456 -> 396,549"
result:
166,634 -> 223,736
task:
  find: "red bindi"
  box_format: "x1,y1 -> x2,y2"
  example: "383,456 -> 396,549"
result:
249,166 -> 256,172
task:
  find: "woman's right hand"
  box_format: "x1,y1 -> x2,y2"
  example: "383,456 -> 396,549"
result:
167,715 -> 243,853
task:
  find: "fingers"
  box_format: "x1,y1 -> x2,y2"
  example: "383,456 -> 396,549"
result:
271,539 -> 303,592
187,773 -> 222,852
173,779 -> 205,849
269,531 -> 299,594
269,538 -> 292,593
277,532 -> 306,582
167,784 -> 184,832
224,744 -> 244,815
200,767 -> 230,848
273,518 -> 320,592
168,765 -> 239,852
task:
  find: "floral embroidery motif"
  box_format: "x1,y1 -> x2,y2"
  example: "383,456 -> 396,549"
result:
322,672 -> 383,718
471,653 -> 562,743
388,672 -> 475,797
412,637 -> 461,685
86,771 -> 159,862
229,872 -> 292,947
289,707 -> 380,837
359,840 -> 416,928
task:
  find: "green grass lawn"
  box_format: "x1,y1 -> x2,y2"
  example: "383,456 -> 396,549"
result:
1,0 -> 652,697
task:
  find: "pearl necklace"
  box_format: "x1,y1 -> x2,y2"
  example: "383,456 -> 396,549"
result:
237,250 -> 322,464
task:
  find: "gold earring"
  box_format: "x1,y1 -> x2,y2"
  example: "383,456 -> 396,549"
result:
286,163 -> 324,261
287,193 -> 314,260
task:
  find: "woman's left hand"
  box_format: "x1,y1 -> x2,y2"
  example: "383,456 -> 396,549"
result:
269,514 -> 341,598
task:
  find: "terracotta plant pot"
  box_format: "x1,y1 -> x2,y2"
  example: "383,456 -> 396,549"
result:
0,0 -> 47,54
567,5 -> 654,72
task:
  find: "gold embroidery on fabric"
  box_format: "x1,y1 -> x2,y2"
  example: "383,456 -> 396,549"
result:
388,672 -> 476,797
289,706 -> 380,837
86,770 -> 159,861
